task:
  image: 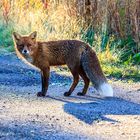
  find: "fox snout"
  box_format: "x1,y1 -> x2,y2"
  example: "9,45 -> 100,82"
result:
22,47 -> 30,55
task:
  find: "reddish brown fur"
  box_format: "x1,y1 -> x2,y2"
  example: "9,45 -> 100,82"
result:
13,32 -> 107,97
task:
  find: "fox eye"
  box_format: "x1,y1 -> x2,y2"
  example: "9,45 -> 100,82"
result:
17,44 -> 24,51
18,44 -> 24,48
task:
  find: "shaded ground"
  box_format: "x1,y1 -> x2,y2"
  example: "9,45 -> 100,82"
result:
0,53 -> 140,140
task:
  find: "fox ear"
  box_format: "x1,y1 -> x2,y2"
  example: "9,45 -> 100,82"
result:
29,31 -> 37,40
13,32 -> 22,43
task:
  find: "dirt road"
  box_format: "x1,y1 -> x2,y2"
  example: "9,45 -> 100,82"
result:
0,54 -> 140,140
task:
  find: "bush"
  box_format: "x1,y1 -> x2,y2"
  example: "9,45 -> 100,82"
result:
0,22 -> 14,49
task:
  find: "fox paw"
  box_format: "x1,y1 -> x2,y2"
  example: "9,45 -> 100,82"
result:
37,92 -> 45,97
64,92 -> 71,97
77,92 -> 86,96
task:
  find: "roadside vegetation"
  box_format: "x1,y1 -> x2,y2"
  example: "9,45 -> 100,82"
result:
0,0 -> 140,81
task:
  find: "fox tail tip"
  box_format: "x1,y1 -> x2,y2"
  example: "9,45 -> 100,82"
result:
98,83 -> 113,97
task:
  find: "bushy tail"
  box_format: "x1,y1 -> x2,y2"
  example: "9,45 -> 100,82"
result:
81,47 -> 113,97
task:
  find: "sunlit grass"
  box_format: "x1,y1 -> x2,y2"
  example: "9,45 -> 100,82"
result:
1,0 -> 81,39
98,52 -> 140,82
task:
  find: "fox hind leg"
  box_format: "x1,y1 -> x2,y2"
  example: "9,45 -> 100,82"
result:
64,66 -> 79,96
77,66 -> 90,96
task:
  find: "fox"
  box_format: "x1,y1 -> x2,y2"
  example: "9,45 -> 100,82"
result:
12,31 -> 113,97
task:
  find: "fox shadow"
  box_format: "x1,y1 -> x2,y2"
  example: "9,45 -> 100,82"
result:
49,96 -> 140,125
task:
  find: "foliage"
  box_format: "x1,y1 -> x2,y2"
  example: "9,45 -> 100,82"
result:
0,22 -> 14,48
110,36 -> 140,65
99,52 -> 140,82
81,26 -> 94,46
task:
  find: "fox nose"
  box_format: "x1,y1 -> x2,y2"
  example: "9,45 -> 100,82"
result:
22,49 -> 29,54
24,50 -> 27,53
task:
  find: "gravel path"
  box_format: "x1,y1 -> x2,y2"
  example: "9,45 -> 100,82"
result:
0,54 -> 140,140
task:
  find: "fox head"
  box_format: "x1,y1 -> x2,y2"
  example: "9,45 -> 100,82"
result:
12,31 -> 37,58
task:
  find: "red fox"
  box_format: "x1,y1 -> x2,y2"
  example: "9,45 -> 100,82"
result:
12,31 -> 113,97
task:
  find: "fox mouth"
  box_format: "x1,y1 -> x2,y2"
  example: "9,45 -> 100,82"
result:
22,53 -> 30,58
21,53 -> 33,63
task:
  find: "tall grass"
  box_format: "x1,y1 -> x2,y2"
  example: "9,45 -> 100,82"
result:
0,0 -> 82,45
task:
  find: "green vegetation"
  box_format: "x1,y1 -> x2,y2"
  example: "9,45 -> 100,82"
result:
0,21 -> 14,52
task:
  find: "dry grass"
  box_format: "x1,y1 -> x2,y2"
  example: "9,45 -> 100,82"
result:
0,0 -> 82,41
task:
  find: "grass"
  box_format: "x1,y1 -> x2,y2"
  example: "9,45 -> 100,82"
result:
0,22 -> 14,47
98,51 -> 140,82
102,62 -> 140,82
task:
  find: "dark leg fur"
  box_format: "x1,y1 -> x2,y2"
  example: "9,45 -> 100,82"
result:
77,67 -> 90,96
64,68 -> 79,96
37,68 -> 50,97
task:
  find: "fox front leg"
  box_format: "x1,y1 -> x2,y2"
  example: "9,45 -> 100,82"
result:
37,68 -> 50,97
